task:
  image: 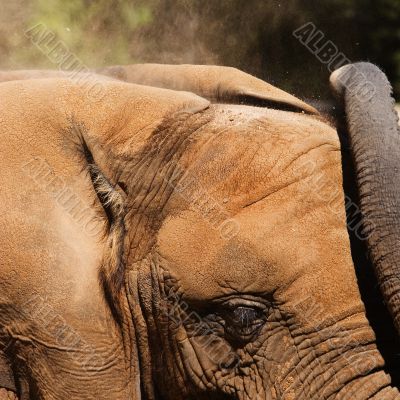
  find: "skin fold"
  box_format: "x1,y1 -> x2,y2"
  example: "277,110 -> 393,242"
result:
0,68 -> 398,399
0,65 -> 317,114
95,64 -> 318,114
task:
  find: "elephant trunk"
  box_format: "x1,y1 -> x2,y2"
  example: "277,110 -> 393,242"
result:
372,387 -> 400,399
338,371 -> 400,399
330,62 -> 400,336
282,323 -> 400,399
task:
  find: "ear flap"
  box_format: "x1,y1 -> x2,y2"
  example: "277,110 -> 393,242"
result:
2,65 -> 317,115
0,69 -> 101,83
0,77 -> 212,399
96,64 -> 318,115
71,80 -> 211,295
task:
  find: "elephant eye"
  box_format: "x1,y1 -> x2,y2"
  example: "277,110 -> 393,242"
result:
222,305 -> 266,344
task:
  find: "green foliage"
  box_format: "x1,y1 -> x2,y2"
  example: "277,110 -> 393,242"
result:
1,0 -> 154,68
28,0 -> 153,66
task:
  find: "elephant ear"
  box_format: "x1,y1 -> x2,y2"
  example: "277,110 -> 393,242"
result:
69,81 -> 211,289
96,64 -> 318,115
330,62 -> 400,337
0,69 -> 97,82
78,82 -> 211,400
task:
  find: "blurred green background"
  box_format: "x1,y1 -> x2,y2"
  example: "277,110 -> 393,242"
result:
1,0 -> 399,100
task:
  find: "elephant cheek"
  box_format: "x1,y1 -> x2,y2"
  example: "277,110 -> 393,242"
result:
175,326 -> 238,390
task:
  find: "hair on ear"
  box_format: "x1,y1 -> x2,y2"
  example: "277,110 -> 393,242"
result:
69,121 -> 127,323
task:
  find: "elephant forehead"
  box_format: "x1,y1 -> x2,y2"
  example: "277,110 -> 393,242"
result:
157,110 -> 351,302
168,105 -> 342,217
156,178 -> 351,303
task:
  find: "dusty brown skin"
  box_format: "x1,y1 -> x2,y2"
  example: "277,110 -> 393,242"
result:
0,73 -> 398,399
0,69 -> 119,83
0,65 -> 317,115
0,389 -> 17,400
96,64 -> 318,114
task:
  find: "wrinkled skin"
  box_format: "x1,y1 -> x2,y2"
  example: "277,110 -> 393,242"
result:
331,63 -> 400,336
0,389 -> 17,400
0,70 -> 398,399
136,106 -> 397,400
331,63 -> 400,385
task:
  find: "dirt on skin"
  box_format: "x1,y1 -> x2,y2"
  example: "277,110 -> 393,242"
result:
0,389 -> 17,400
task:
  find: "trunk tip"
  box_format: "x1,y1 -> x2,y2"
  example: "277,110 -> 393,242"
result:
330,62 -> 390,98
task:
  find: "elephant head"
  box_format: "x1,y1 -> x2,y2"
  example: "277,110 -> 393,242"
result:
0,66 -> 398,399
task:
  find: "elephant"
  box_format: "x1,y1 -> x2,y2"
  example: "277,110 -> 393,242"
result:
330,63 -> 400,334
97,63 -> 400,346
0,64 -> 399,400
0,65 -> 317,114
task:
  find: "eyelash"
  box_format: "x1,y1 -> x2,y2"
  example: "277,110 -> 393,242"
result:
217,303 -> 267,344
